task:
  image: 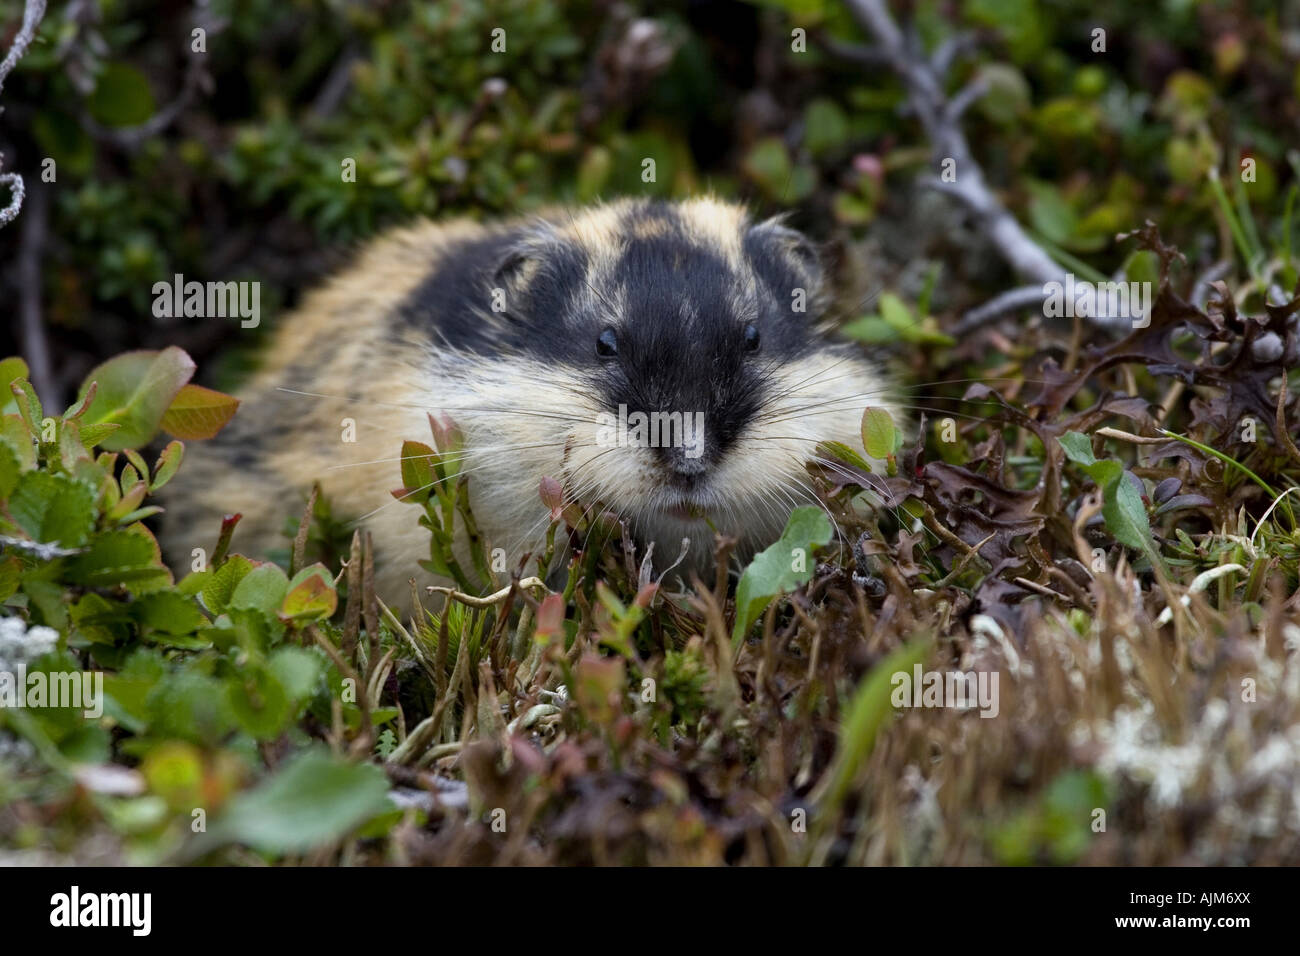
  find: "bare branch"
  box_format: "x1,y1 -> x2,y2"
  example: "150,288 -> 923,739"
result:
0,0 -> 49,229
0,169 -> 23,228
814,32 -> 889,69
930,31 -> 977,76
0,0 -> 46,95
80,4 -> 222,149
944,76 -> 988,123
17,182 -> 55,409
951,284 -> 1048,336
839,0 -> 1127,330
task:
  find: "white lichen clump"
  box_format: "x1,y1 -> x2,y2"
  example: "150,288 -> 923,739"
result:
0,616 -> 59,673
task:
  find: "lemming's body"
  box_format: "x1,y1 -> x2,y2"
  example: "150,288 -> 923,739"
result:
161,197 -> 900,597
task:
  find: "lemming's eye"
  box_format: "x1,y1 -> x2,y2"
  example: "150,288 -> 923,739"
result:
596,327 -> 618,357
743,323 -> 761,352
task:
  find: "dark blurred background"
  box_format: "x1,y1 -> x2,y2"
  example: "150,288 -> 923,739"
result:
3,0 -> 1298,406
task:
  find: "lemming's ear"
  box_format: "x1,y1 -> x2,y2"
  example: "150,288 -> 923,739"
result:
488,220 -> 560,315
744,216 -> 825,308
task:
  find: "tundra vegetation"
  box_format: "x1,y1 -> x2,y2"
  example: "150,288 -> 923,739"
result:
1,0 -> 1299,864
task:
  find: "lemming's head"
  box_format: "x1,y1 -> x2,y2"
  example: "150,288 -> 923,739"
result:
417,197 -> 896,554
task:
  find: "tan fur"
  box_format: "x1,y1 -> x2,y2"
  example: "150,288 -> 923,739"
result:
161,198 -> 900,602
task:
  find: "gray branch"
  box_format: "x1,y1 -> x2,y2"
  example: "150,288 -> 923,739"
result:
840,0 -> 1129,332
18,182 -> 55,409
949,284 -> 1047,336
0,0 -> 46,94
0,0 -> 48,229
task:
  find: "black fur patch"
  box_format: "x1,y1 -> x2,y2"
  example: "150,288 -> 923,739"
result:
395,202 -> 826,474
394,227 -> 590,359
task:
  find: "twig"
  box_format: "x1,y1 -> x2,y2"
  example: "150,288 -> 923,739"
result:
1273,380 -> 1300,473
1191,259 -> 1232,312
290,483 -> 319,577
836,0 -> 1127,331
426,576 -> 550,608
0,0 -> 45,94
16,180 -> 55,409
949,284 -> 1046,335
0,0 -> 48,229
1094,426 -> 1166,445
309,624 -> 373,756
932,531 -> 996,587
1153,564 -> 1246,626
80,2 -> 219,149
308,42 -> 360,119
1012,576 -> 1070,603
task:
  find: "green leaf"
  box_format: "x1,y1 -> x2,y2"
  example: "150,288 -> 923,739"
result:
229,563 -> 290,616
860,407 -> 898,460
0,555 -> 20,602
203,749 -> 392,855
732,506 -> 833,648
78,347 -> 196,451
9,378 -> 42,434
225,661 -> 292,739
1057,430 -> 1096,467
818,439 -> 872,472
1123,249 -> 1161,287
803,98 -> 849,157
77,421 -> 121,449
399,440 -> 436,503
87,63 -> 157,128
742,137 -> 814,202
200,554 -> 254,615
1104,473 -> 1153,553
879,292 -> 914,333
843,294 -> 955,347
976,63 -> 1030,125
0,358 -> 28,410
151,440 -> 184,491
0,416 -> 34,470
819,638 -> 931,812
131,590 -> 207,636
1058,432 -> 1164,568
8,471 -> 96,546
160,384 -> 240,440
0,438 -> 20,500
270,645 -> 323,700
222,605 -> 284,653
1027,181 -> 1078,246
67,530 -> 172,590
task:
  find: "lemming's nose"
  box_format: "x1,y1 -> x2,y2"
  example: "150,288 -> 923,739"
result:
661,447 -> 706,488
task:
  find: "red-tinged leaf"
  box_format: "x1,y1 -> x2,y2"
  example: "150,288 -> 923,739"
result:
108,480 -> 148,523
539,475 -> 564,519
10,379 -> 41,434
63,381 -> 98,421
279,564 -> 338,623
534,592 -> 566,643
428,412 -> 463,453
161,384 -> 240,440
